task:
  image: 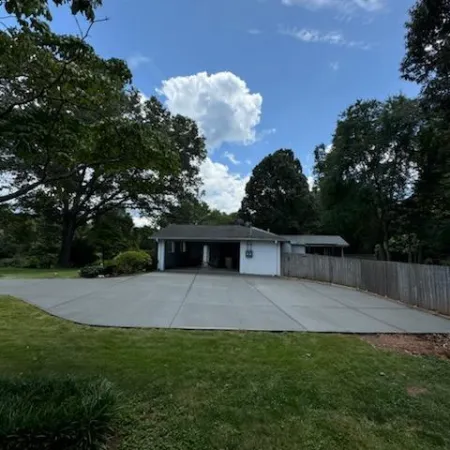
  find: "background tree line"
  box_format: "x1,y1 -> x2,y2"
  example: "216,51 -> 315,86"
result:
1,0 -> 449,267
239,0 -> 450,265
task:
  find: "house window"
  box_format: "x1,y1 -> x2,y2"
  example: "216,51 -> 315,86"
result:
169,241 -> 176,253
181,242 -> 187,253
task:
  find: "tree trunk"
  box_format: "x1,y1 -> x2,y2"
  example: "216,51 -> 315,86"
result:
58,215 -> 76,267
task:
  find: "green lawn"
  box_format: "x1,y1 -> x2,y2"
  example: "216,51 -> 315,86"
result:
1,295 -> 450,450
0,268 -> 79,279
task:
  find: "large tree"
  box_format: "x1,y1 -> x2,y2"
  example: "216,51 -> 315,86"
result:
401,0 -> 450,261
1,0 -> 102,26
20,94 -> 206,266
239,149 -> 317,234
314,96 -> 421,260
0,28 -> 134,203
89,209 -> 136,261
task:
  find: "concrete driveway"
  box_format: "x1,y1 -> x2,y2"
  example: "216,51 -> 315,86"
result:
1,272 -> 450,333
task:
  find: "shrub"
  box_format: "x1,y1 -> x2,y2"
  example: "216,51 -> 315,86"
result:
0,376 -> 120,450
0,258 -> 14,268
102,259 -> 118,277
114,250 -> 150,275
79,265 -> 104,279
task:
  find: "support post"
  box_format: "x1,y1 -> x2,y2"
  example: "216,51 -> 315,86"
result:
157,240 -> 165,271
202,244 -> 210,268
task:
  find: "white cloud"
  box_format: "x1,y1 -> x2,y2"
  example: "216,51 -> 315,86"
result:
245,159 -> 252,165
279,26 -> 371,50
158,71 -> 263,149
132,216 -> 153,228
281,0 -> 384,13
200,158 -> 249,213
256,127 -> 277,142
223,151 -> 241,165
127,54 -> 151,70
307,176 -> 315,191
248,28 -> 262,35
330,61 -> 340,71
325,143 -> 333,154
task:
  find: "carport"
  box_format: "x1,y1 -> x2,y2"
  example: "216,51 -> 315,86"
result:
163,240 -> 240,271
153,224 -> 284,276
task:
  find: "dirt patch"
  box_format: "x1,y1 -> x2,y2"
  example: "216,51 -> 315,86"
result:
362,334 -> 450,359
407,386 -> 429,397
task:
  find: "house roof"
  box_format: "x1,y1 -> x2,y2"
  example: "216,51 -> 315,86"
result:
153,224 -> 286,242
281,235 -> 349,247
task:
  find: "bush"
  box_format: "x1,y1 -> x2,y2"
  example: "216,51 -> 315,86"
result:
114,250 -> 150,275
102,260 -> 118,277
79,265 -> 104,279
0,376 -> 120,450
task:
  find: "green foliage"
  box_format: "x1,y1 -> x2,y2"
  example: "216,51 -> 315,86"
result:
113,250 -> 150,275
0,26 -> 206,266
0,376 -> 119,450
79,265 -> 103,279
314,96 -> 421,260
89,209 -> 136,261
1,0 -> 102,26
239,149 -> 317,234
102,259 -> 118,277
158,193 -> 237,227
401,0 -> 450,263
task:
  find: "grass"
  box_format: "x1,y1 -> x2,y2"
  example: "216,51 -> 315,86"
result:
1,295 -> 450,449
0,377 -> 119,450
0,268 -> 79,279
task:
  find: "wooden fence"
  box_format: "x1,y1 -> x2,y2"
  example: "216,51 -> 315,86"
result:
282,254 -> 450,315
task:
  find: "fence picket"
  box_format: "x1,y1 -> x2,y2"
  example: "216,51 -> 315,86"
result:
281,254 -> 450,315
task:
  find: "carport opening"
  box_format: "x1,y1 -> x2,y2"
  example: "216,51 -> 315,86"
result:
164,241 -> 240,272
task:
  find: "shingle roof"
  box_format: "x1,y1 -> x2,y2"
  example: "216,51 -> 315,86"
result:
281,235 -> 349,247
153,224 -> 286,241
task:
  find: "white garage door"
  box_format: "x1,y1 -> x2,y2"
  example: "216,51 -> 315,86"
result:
239,241 -> 280,276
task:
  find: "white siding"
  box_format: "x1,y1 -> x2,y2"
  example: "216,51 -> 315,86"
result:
239,241 -> 280,276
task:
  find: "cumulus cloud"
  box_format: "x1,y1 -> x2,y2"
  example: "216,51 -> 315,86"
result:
158,71 -> 263,149
200,158 -> 249,213
279,27 -> 371,50
307,176 -> 315,191
281,0 -> 384,13
127,54 -> 151,70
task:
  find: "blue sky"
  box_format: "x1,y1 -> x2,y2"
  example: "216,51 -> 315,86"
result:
51,0 -> 419,213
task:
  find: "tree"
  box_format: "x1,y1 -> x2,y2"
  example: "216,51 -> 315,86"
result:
157,192 -> 237,227
401,0 -> 450,262
314,96 -> 421,260
89,209 -> 136,261
239,149 -> 317,234
20,94 -> 206,267
1,0 -> 102,27
0,29 -> 134,203
401,0 -> 450,109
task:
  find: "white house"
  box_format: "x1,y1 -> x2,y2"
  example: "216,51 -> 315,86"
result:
152,224 -> 284,276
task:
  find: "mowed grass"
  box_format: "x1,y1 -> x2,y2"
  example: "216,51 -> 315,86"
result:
1,295 -> 450,449
0,268 -> 79,279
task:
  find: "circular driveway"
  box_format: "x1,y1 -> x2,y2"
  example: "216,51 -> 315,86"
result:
1,272 -> 450,333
